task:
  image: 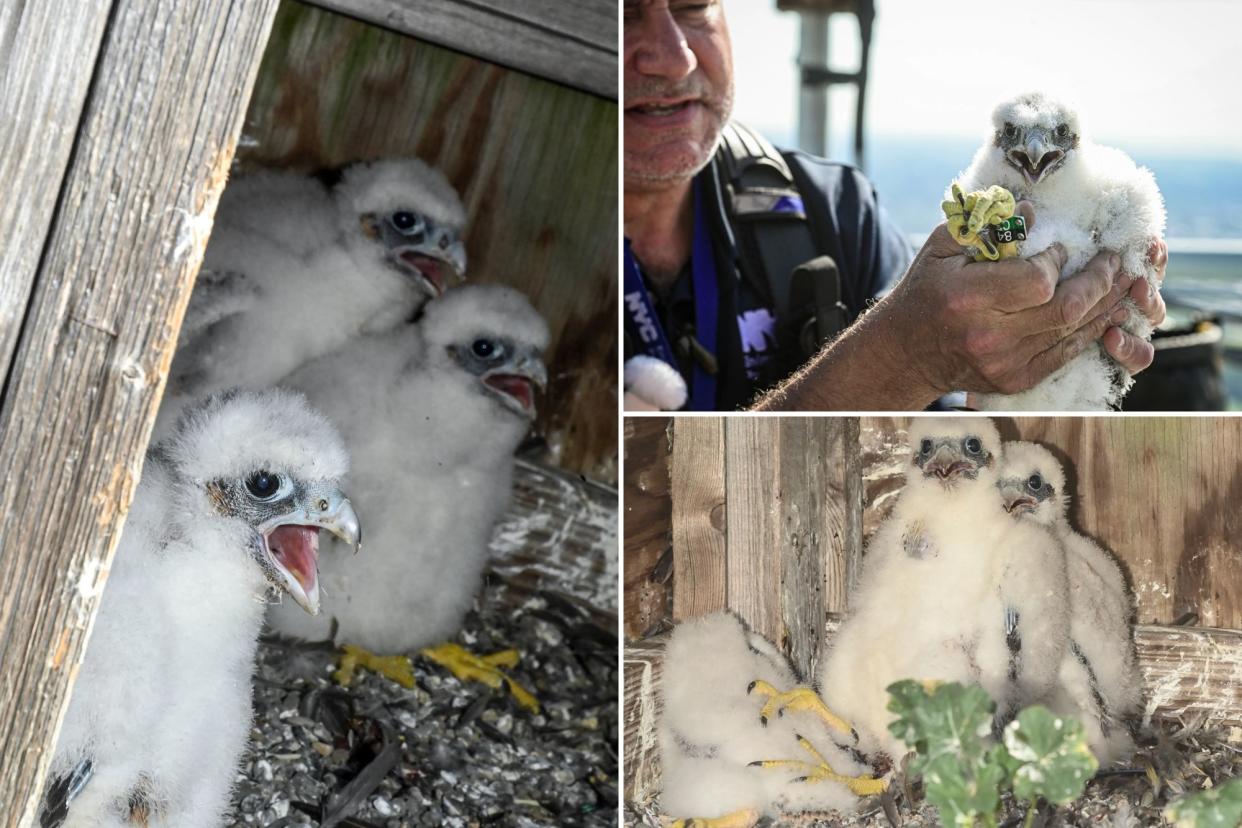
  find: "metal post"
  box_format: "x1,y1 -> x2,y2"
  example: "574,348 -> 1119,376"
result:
796,12 -> 829,156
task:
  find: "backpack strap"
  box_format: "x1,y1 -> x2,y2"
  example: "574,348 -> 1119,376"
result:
710,122 -> 849,356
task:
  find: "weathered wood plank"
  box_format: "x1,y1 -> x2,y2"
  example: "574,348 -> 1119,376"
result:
303,0 -> 616,98
624,418 -> 674,640
0,0 -> 279,821
0,0 -> 112,385
671,418 -> 727,623
724,418 -> 783,644
623,637 -> 665,807
239,1 -> 618,477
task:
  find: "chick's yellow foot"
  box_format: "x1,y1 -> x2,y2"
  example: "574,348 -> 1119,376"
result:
669,808 -> 761,828
420,642 -> 540,714
333,643 -> 416,689
749,735 -> 888,798
941,182 -> 1020,261
746,680 -> 855,739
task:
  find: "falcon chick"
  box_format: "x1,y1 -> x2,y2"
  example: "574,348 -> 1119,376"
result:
818,418 -> 1063,763
999,441 -> 1140,765
265,284 -> 548,657
949,92 -> 1166,410
42,389 -> 360,828
160,157 -> 468,432
660,612 -> 874,825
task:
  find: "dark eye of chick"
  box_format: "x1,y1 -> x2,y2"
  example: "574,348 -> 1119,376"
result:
1027,473 -> 1044,491
965,437 -> 982,455
245,471 -> 281,500
920,439 -> 933,456
1055,124 -> 1069,138
471,339 -> 498,359
392,211 -> 418,231
1003,123 -> 1017,139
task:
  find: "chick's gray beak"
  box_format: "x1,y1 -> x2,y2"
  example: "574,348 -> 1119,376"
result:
318,491 -> 362,554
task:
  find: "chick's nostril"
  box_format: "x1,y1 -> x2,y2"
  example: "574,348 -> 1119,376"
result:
318,499 -> 328,512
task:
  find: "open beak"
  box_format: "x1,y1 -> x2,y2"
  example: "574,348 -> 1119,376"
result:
1000,484 -> 1037,516
482,355 -> 547,419
388,244 -> 467,299
1007,131 -> 1063,186
922,446 -> 975,484
259,491 -> 361,615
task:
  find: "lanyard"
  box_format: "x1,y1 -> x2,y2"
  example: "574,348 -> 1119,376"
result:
622,179 -> 719,410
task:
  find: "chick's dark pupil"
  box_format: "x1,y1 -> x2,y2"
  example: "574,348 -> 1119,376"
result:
966,438 -> 981,454
1028,474 -> 1043,491
472,339 -> 494,357
247,472 -> 278,497
393,211 -> 416,230
920,440 -> 932,455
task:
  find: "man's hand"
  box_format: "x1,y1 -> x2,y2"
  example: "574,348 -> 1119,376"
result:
1101,239 -> 1168,374
879,202 -> 1131,399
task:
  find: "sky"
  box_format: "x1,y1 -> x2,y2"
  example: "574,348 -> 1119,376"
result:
727,0 -> 1242,161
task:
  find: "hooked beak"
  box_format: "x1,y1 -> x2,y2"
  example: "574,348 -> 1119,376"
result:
999,484 -> 1037,516
387,244 -> 467,299
482,354 -> 547,419
258,491 -> 361,615
923,446 -> 973,484
1007,131 -> 1064,186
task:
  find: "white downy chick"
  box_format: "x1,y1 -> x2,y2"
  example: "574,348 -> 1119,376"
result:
159,158 -> 468,434
977,442 -> 1072,731
953,92 -> 1166,410
660,612 -> 867,821
999,441 -> 1140,766
265,284 -> 548,653
41,390 -> 359,828
820,418 -> 1058,762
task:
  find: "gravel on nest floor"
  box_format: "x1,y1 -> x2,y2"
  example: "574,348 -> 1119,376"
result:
627,717 -> 1242,827
233,571 -> 618,828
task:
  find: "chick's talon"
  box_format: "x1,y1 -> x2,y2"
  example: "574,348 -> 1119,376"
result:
746,682 -> 854,736
333,643 -> 415,689
420,642 -> 540,714
750,736 -> 888,798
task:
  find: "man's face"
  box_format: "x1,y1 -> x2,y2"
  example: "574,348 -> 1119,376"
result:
623,0 -> 734,191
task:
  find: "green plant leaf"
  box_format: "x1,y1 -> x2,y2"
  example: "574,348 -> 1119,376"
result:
1165,777 -> 1242,828
888,680 -> 1005,825
1001,705 -> 1098,805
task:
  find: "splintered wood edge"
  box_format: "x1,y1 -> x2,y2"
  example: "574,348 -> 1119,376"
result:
622,622 -> 1242,809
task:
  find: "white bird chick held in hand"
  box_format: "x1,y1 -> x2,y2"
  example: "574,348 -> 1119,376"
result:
1000,441 -> 1140,765
266,284 -> 549,654
821,419 -> 1060,761
43,390 -> 359,828
660,612 -> 867,820
160,158 -> 468,433
953,92 -> 1166,410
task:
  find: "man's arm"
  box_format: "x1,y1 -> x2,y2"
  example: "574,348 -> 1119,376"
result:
753,208 -> 1137,411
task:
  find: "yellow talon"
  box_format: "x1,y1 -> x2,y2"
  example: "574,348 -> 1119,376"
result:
333,643 -> 416,689
669,809 -> 761,828
421,642 -> 540,714
746,681 -> 854,737
749,735 -> 888,798
941,182 -> 1021,262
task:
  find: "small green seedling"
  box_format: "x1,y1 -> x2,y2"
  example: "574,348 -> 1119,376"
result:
887,680 -> 1098,828
1166,777 -> 1242,828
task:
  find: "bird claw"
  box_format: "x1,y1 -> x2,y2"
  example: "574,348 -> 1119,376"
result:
942,182 -> 1020,262
333,643 -> 416,689
420,642 -> 540,714
749,735 -> 888,798
745,682 -> 855,736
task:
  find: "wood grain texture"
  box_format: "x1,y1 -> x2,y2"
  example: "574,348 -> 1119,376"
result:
236,0 -> 618,477
0,0 -> 279,820
304,0 -> 616,98
0,0 -> 111,386
724,418 -> 783,644
671,418 -> 727,624
623,418 -> 673,640
623,636 -> 665,807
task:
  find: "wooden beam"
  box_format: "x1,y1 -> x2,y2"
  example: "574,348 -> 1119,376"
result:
624,418 -> 674,640
0,0 -> 279,821
671,418 -> 727,623
0,0 -> 112,386
303,0 -> 616,99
